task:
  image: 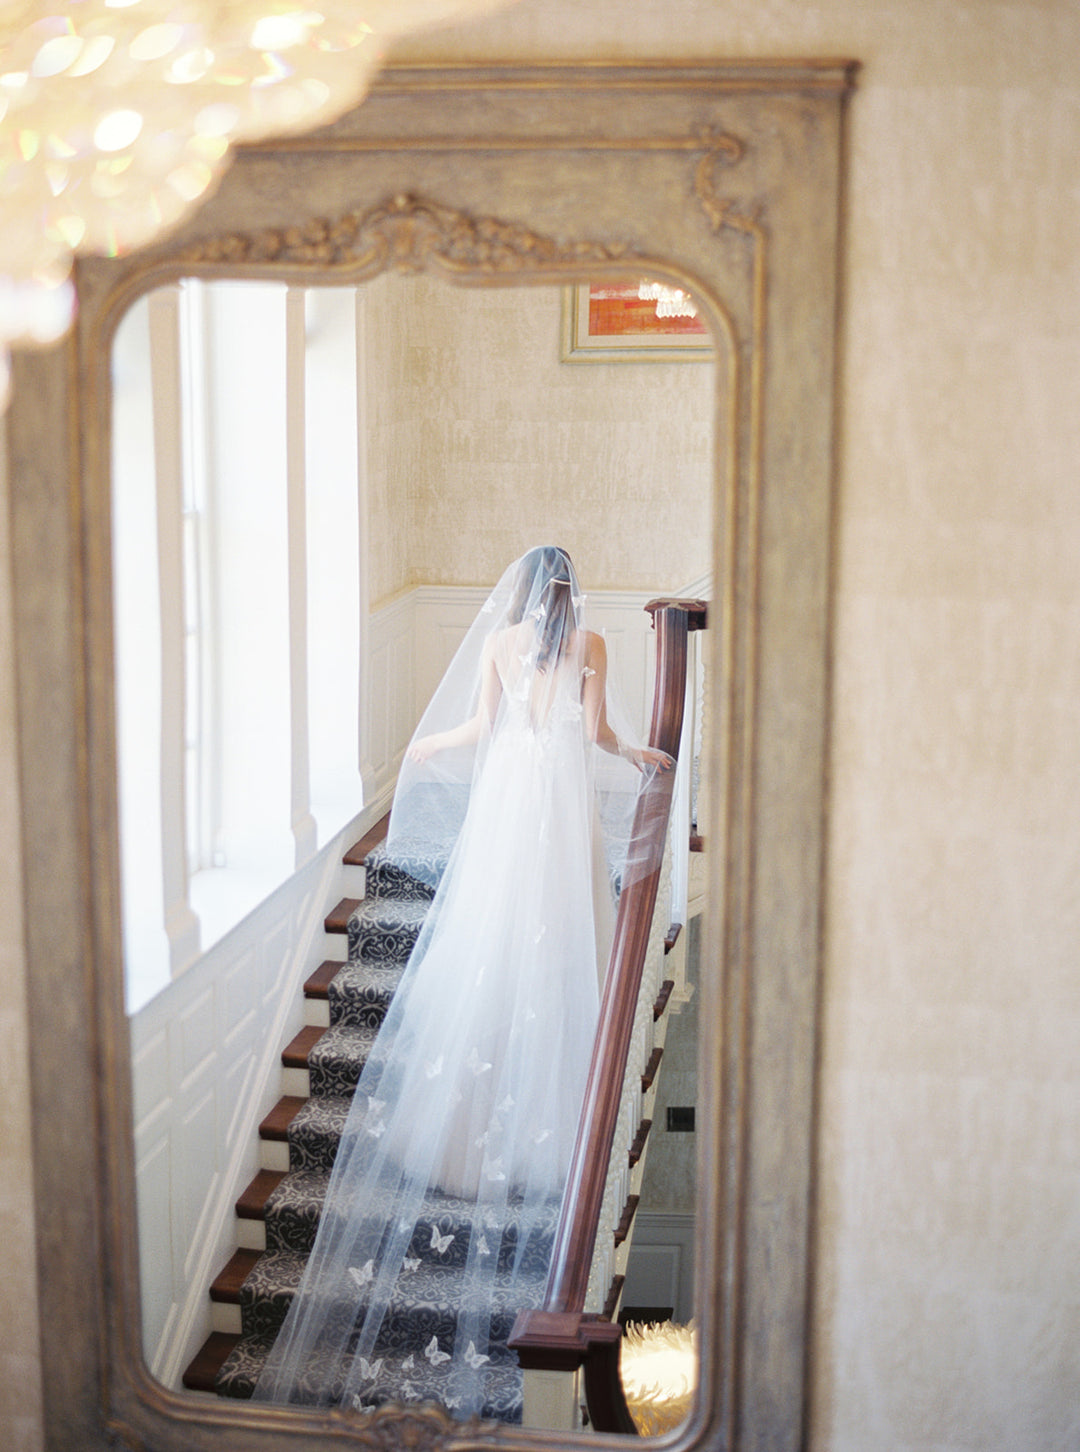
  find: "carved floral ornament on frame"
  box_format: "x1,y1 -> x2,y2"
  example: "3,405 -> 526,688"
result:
163,125 -> 749,368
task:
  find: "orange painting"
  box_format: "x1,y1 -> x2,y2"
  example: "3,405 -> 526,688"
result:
587,282 -> 709,339
562,280 -> 713,360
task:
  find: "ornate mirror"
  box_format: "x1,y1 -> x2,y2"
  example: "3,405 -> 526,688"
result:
6,60 -> 853,1452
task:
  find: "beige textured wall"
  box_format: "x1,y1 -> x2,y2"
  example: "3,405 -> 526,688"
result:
364,272 -> 713,607
363,270 -> 415,604
394,5 -> 1078,1450
3,3 -> 1079,1450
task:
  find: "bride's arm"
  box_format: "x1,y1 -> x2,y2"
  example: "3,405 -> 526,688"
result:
583,632 -> 671,771
407,637 -> 503,763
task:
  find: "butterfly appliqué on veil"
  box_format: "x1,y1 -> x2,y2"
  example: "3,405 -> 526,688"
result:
465,1046 -> 492,1076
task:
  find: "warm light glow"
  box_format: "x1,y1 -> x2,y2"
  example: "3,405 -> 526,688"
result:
94,108 -> 145,152
44,163 -> 70,197
168,46 -> 215,84
194,101 -> 242,136
620,1320 -> 698,1436
638,280 -> 699,320
0,0 -> 520,403
129,23 -> 186,62
31,35 -> 85,79
53,215 -> 88,249
0,273 -> 76,350
68,35 -> 117,77
250,13 -> 321,51
167,160 -> 214,201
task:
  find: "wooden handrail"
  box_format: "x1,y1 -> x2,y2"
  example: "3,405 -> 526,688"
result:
510,599 -> 707,1431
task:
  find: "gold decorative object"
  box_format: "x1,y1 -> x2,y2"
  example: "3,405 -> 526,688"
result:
620,1321 -> 699,1436
173,191 -> 638,275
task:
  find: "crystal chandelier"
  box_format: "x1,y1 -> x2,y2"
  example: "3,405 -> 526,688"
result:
0,0 -> 515,407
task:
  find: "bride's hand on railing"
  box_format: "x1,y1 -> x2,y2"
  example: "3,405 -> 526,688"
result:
624,745 -> 674,773
407,733 -> 444,763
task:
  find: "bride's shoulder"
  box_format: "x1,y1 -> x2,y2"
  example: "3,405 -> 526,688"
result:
488,622 -> 529,657
572,630 -> 607,679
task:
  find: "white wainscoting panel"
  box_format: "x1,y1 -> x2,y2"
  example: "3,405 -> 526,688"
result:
621,1211 -> 697,1325
130,806 -> 375,1388
410,585 -> 659,741
413,587 -> 485,720
580,591 -> 658,741
363,589 -> 415,804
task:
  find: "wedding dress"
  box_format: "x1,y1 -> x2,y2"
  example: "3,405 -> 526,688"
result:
253,547 -> 655,1418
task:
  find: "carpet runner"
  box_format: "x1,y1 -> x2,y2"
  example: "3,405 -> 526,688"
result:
206,838 -> 555,1422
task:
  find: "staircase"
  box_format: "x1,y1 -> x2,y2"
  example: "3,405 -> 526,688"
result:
182,600 -> 706,1425
183,817 -> 557,1420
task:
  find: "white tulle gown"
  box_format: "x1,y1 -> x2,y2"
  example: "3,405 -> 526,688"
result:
253,548 -> 647,1418
397,631 -> 612,1200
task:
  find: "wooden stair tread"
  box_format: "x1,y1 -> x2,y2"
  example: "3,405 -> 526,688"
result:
602,1274 -> 625,1324
304,959 -> 345,999
652,979 -> 675,1021
641,1045 -> 663,1094
325,898 -> 361,933
259,1096 -> 306,1140
211,1248 -> 262,1302
282,1025 -> 324,1067
613,1194 -> 640,1248
236,1169 -> 286,1221
628,1118 -> 652,1169
182,1331 -> 240,1392
342,812 -> 391,867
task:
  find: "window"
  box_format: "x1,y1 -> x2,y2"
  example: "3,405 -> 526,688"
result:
112,281 -> 365,1012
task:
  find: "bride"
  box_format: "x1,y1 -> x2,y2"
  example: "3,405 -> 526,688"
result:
253,546 -> 668,1418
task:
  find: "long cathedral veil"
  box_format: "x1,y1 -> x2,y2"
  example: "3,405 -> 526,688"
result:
253,547 -> 660,1417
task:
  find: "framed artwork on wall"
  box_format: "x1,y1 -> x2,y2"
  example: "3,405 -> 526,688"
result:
560,280 -> 714,361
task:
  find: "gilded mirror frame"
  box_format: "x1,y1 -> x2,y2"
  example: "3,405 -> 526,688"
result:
6,60 -> 854,1451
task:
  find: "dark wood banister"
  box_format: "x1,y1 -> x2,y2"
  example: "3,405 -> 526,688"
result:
510,599 -> 708,1432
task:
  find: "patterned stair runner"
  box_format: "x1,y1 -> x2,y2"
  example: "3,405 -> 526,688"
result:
206,840 -> 552,1422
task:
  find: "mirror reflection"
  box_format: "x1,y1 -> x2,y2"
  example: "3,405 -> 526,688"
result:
113,273 -> 712,1432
